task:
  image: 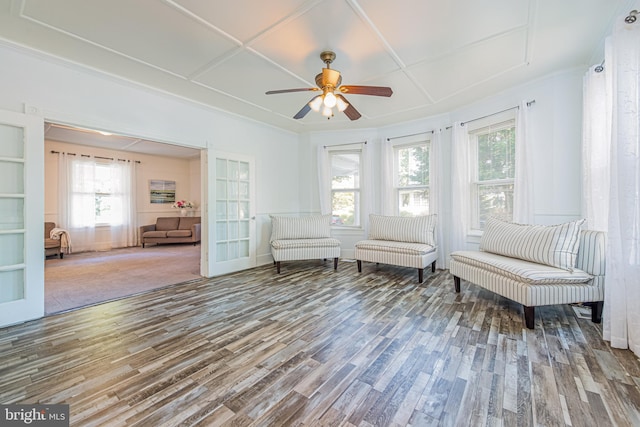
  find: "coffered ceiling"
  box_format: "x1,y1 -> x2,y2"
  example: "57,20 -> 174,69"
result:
0,0 -> 633,135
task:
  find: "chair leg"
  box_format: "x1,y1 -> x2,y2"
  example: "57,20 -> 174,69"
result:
431,260 -> 436,272
357,260 -> 362,272
60,252 -> 63,259
524,306 -> 535,329
418,268 -> 424,283
276,261 -> 281,274
454,276 -> 461,293
333,257 -> 338,270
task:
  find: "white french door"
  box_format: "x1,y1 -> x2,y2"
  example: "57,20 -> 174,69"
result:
211,152 -> 256,275
0,109 -> 45,327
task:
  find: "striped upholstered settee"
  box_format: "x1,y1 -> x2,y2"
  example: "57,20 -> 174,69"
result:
354,214 -> 438,283
449,217 -> 605,329
269,214 -> 341,273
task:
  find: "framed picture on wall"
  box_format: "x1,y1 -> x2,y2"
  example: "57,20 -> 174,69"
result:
149,179 -> 176,204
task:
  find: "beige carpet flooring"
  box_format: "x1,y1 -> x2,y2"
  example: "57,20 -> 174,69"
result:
45,243 -> 201,315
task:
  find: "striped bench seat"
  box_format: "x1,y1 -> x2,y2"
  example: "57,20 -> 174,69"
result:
355,214 -> 439,283
270,214 -> 341,273
449,218 -> 605,329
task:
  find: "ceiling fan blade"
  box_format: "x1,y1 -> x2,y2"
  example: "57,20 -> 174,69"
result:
266,88 -> 319,95
336,94 -> 361,121
338,85 -> 393,97
293,95 -> 321,119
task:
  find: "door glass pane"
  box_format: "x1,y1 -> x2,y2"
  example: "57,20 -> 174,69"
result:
228,201 -> 238,219
0,162 -> 24,194
0,198 -> 24,229
0,234 -> 24,265
238,162 -> 249,180
228,161 -> 238,179
228,221 -> 238,239
216,158 -> 227,178
0,124 -> 24,158
239,220 -> 249,238
216,221 -> 227,240
229,241 -> 238,259
216,179 -> 227,198
216,201 -> 226,219
239,202 -> 249,220
239,240 -> 249,257
216,242 -> 227,262
228,180 -> 238,198
0,270 -> 24,303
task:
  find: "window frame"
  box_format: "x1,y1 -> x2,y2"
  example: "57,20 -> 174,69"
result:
468,116 -> 516,231
392,138 -> 431,217
328,147 -> 363,228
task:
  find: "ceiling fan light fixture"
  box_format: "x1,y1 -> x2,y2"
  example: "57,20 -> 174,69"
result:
323,91 -> 337,108
322,106 -> 333,117
309,96 -> 323,112
336,96 -> 348,112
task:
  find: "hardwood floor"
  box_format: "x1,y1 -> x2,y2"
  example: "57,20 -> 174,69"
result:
2,260 -> 640,426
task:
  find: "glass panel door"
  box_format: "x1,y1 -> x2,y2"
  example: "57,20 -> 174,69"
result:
212,153 -> 255,274
0,110 -> 44,326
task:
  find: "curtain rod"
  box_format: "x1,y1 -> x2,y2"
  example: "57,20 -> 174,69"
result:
50,150 -> 141,163
386,130 -> 434,142
323,141 -> 367,149
444,99 -> 536,130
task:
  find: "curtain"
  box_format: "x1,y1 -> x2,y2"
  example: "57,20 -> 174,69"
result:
430,129 -> 445,268
582,61 -> 611,232
360,142 -> 374,234
109,160 -> 138,248
601,15 -> 640,355
449,122 -> 469,258
513,101 -> 534,224
381,140 -> 395,216
58,153 -> 96,253
316,145 -> 331,215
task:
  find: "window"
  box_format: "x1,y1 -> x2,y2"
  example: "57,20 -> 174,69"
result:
469,119 -> 516,230
330,150 -> 361,226
70,159 -> 127,227
394,141 -> 430,217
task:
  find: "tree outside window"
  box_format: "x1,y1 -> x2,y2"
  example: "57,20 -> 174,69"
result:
330,151 -> 361,226
471,121 -> 515,229
395,142 -> 429,217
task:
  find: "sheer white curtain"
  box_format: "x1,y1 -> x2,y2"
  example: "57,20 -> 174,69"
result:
601,15 -> 640,355
450,122 -> 469,258
381,140 -> 395,216
513,101 -> 534,224
582,61 -> 611,232
58,153 -> 96,253
430,129 -> 445,268
109,160 -> 138,248
316,145 -> 331,215
360,142 -> 374,234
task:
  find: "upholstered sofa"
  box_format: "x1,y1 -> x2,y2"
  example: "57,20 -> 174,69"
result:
449,217 -> 605,329
140,217 -> 201,248
270,214 -> 341,273
355,214 -> 438,283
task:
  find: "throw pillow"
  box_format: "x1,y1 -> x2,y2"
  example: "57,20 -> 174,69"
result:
479,217 -> 585,271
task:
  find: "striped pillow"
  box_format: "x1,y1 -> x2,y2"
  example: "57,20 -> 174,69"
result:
270,214 -> 331,241
480,217 -> 585,271
368,214 -> 437,246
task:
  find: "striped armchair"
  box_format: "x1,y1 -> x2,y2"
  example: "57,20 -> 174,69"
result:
355,214 -> 438,283
270,214 -> 341,273
450,217 -> 605,329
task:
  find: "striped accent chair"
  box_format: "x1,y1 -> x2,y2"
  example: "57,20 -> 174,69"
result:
270,214 -> 341,273
450,217 -> 605,329
355,214 -> 438,283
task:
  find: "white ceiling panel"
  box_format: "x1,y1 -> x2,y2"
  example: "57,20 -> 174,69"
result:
0,0 -> 634,133
410,29 -> 528,102
174,0 -> 309,43
21,0 -> 239,76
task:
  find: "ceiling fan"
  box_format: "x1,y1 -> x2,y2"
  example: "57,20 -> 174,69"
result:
266,51 -> 393,121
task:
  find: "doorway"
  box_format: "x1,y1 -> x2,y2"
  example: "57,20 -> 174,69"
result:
44,122 -> 204,314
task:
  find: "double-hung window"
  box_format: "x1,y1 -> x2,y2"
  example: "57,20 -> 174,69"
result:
469,117 -> 516,230
393,140 -> 430,217
330,149 -> 362,226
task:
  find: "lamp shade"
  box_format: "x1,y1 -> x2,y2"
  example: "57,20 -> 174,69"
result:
323,92 -> 337,108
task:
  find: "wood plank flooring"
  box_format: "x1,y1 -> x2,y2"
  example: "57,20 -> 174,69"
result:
2,260 -> 640,426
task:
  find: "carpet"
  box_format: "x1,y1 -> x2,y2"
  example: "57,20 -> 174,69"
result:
45,244 -> 201,314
